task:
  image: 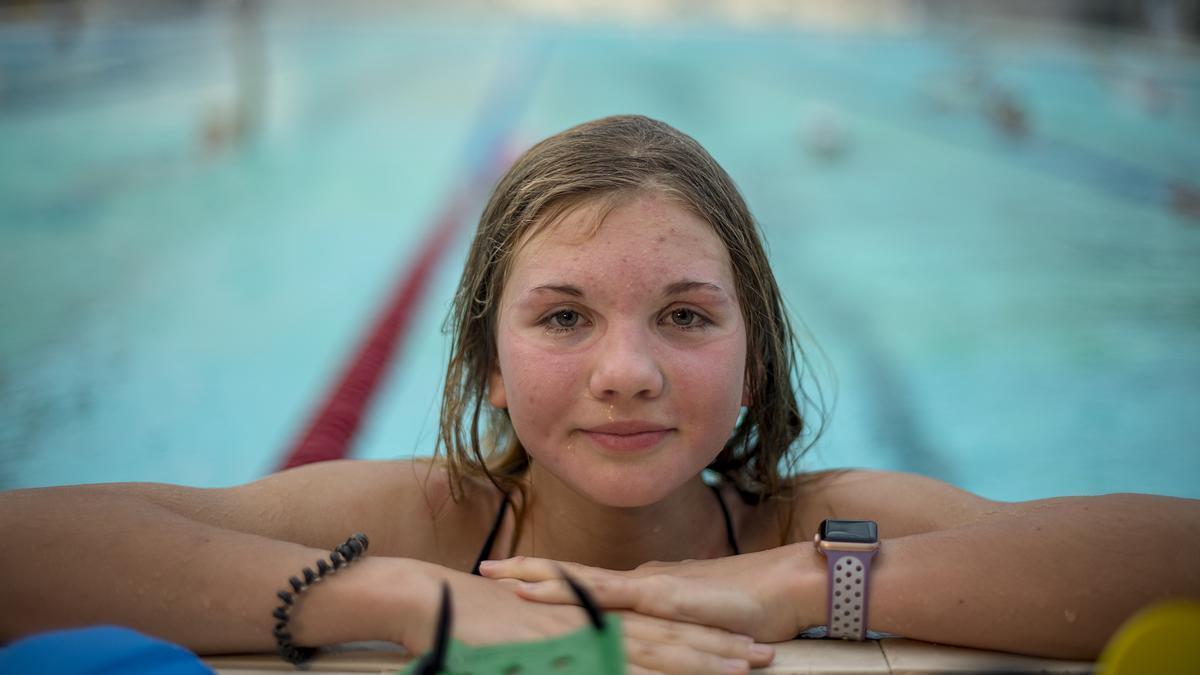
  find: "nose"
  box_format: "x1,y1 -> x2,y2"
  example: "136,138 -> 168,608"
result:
587,322 -> 664,402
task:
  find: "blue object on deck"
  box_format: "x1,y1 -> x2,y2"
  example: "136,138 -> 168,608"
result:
0,626 -> 213,675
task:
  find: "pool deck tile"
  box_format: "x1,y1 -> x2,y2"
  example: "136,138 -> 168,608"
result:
204,639 -> 1096,674
879,638 -> 1093,674
207,647 -> 407,672
754,638 -> 890,673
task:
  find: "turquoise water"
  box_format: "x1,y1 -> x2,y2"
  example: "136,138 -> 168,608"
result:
2,9 -> 1198,501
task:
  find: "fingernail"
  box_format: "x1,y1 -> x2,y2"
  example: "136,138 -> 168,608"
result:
750,643 -> 774,660
478,560 -> 496,570
722,658 -> 748,674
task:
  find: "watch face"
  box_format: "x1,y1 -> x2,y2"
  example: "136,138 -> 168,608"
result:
820,519 -> 878,543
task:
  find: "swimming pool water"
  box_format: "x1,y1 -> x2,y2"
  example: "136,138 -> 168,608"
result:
1,7 -> 1198,501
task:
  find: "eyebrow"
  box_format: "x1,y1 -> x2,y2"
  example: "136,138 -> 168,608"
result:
526,280 -> 729,299
528,284 -> 584,298
663,280 -> 727,297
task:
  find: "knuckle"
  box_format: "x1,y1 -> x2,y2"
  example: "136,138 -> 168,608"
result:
642,575 -> 678,604
638,574 -> 662,595
682,648 -> 737,675
701,653 -> 745,675
630,639 -> 660,659
722,633 -> 750,657
645,573 -> 673,589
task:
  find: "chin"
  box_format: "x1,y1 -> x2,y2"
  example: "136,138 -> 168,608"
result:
589,486 -> 670,509
567,464 -> 693,508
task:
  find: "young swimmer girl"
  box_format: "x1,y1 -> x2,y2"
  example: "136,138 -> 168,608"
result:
1,116 -> 1198,673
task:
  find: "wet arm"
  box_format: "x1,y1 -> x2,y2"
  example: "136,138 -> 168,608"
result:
794,484 -> 1200,659
484,477 -> 1200,660
0,484 -> 432,652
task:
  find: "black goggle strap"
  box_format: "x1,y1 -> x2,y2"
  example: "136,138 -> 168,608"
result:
556,566 -> 606,631
411,582 -> 453,675
412,570 -> 607,675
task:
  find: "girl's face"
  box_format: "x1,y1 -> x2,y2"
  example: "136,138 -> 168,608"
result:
490,192 -> 747,507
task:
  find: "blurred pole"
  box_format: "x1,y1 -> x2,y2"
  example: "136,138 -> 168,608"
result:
201,0 -> 265,155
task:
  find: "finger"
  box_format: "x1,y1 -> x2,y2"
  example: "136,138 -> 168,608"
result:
520,574 -> 705,624
637,559 -> 693,570
477,556 -> 594,582
627,666 -> 666,675
517,574 -> 644,609
510,578 -> 774,666
624,636 -> 750,675
621,613 -> 775,668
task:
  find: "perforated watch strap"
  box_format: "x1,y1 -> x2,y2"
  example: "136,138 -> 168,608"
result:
825,551 -> 874,640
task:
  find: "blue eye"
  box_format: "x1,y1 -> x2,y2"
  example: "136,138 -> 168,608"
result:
550,310 -> 579,328
670,309 -> 697,326
541,309 -> 583,334
665,308 -> 710,331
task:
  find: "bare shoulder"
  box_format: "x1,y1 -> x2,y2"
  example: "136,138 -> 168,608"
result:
789,468 -> 1004,540
105,459 -> 504,569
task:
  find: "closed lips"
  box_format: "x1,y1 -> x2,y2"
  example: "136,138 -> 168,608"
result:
582,423 -> 672,452
584,421 -> 672,435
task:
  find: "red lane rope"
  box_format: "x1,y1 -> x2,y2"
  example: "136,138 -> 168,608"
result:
274,44 -> 543,471
277,200 -> 467,470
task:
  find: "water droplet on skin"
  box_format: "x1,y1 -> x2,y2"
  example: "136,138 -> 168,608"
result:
1064,609 -> 1077,623
607,404 -> 614,421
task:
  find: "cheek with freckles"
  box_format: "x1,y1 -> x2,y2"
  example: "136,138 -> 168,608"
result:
669,337 -> 747,447
494,325 -> 747,467
494,333 -> 584,454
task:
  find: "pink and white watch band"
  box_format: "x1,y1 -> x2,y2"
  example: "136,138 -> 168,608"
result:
825,551 -> 874,640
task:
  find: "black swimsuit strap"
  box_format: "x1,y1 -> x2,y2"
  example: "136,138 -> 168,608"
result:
471,493 -> 510,576
470,484 -> 741,575
709,483 -> 741,556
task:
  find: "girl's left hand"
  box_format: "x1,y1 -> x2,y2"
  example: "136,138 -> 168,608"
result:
478,543 -> 819,643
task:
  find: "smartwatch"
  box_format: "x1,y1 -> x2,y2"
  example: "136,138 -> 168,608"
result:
814,519 -> 880,640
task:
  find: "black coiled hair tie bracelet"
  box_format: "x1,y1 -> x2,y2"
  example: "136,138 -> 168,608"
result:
272,532 -> 369,665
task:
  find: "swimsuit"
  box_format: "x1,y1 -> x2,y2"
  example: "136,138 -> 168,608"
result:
471,484 -> 741,575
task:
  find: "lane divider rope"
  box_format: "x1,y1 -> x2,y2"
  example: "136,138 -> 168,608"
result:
276,45 -> 547,470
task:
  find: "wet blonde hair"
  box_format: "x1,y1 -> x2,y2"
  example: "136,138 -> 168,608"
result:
437,115 -> 824,526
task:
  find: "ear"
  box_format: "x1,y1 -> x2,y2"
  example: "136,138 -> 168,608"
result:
488,366 -> 508,409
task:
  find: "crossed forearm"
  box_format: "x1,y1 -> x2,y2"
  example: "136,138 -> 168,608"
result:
859,494 -> 1200,659
0,488 -> 413,652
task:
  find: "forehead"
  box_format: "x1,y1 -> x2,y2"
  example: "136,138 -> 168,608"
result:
507,193 -> 734,290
